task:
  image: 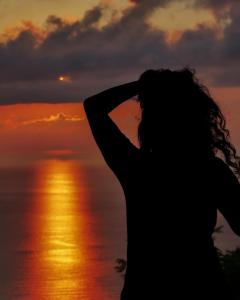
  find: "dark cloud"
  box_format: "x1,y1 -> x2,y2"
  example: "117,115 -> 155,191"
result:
194,0 -> 236,9
124,0 -> 172,19
0,0 -> 240,104
192,0 -> 236,21
80,5 -> 104,27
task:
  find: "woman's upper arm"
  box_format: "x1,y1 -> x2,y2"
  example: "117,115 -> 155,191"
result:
215,158 -> 240,236
84,101 -> 139,177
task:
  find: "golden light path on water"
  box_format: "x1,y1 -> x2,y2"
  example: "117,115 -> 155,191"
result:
28,159 -> 109,299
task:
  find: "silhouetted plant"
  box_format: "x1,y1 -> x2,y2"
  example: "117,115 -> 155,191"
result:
218,248 -> 240,299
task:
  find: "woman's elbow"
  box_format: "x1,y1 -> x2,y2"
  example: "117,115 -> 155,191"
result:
83,97 -> 101,117
83,97 -> 92,114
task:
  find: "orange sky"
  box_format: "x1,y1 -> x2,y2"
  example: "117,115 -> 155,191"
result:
0,100 -> 140,166
0,0 -> 217,39
0,1 -> 239,167
0,87 -> 239,167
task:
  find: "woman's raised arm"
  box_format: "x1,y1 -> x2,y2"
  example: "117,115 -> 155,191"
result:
83,81 -> 139,115
83,81 -> 140,179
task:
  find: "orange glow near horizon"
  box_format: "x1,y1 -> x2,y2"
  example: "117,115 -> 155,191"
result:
0,88 -> 239,167
0,101 -> 139,166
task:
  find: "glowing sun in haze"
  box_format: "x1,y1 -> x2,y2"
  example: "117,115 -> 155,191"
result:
58,75 -> 71,83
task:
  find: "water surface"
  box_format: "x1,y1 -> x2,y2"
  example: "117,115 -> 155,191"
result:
0,159 -> 238,299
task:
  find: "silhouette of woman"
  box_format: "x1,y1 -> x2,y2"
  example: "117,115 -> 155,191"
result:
84,68 -> 240,300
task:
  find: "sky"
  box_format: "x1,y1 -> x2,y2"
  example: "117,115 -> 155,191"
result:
0,0 -> 240,165
1,3 -> 240,297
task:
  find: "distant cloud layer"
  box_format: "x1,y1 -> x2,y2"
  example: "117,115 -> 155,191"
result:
22,113 -> 84,125
0,0 -> 240,104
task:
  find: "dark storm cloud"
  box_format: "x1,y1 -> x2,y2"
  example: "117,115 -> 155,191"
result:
0,0 -> 240,104
178,1 -> 240,85
193,0 -> 237,22
194,0 -> 237,9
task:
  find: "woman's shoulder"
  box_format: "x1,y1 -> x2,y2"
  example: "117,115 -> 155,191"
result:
211,156 -> 227,168
211,156 -> 232,172
210,156 -> 239,185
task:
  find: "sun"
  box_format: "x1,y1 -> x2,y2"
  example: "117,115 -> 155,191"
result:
58,76 -> 65,81
58,75 -> 72,83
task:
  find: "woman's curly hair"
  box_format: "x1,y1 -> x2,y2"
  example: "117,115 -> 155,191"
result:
137,68 -> 240,177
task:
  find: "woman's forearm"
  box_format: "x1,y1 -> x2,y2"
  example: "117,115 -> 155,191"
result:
83,81 -> 139,115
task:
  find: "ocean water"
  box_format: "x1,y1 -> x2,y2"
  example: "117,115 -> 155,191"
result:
0,160 -> 126,300
0,159 -> 239,299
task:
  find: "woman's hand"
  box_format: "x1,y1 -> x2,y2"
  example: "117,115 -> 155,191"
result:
84,81 -> 139,115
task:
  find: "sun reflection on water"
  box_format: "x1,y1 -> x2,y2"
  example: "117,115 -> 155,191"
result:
42,163 -> 82,265
27,159 -> 107,299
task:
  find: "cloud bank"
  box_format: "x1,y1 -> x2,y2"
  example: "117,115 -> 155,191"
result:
22,112 -> 84,125
0,0 -> 240,104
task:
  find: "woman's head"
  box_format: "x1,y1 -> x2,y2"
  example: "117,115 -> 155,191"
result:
137,67 -> 240,175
